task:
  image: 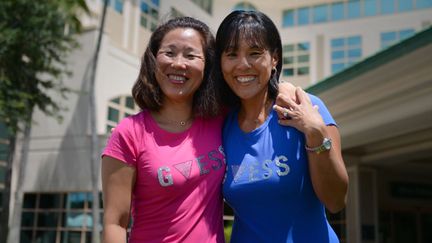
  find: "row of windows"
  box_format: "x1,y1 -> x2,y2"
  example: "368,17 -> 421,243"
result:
283,0 -> 432,27
21,192 -> 103,243
283,27 -> 415,77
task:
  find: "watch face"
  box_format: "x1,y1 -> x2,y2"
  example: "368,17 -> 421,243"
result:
323,138 -> 332,150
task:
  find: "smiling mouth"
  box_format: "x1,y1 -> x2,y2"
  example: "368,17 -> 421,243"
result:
236,76 -> 256,83
168,74 -> 187,84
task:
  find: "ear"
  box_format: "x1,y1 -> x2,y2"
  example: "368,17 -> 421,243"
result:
271,53 -> 279,70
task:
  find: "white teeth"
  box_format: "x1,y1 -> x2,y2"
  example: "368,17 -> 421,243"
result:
236,76 -> 255,83
168,75 -> 186,82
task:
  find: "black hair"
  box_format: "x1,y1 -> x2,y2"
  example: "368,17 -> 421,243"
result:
215,10 -> 282,107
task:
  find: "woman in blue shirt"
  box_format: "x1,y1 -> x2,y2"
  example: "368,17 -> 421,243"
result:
215,11 -> 349,243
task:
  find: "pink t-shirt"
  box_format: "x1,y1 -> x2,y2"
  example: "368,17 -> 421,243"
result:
103,110 -> 225,243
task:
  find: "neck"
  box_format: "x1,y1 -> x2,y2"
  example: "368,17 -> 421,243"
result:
238,93 -> 273,132
151,101 -> 195,131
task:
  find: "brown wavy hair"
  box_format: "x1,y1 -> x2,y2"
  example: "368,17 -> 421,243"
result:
132,17 -> 221,118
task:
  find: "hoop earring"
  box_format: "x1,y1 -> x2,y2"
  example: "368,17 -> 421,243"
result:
271,67 -> 278,79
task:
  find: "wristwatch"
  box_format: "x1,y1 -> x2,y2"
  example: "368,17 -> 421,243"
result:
305,138 -> 332,154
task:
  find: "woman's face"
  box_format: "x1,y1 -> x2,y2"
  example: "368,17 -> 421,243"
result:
156,28 -> 205,103
221,40 -> 278,101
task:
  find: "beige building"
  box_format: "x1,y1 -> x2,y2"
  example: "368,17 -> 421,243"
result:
1,0 -> 432,242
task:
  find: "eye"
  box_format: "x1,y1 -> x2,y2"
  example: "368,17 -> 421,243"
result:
164,51 -> 174,57
224,51 -> 237,58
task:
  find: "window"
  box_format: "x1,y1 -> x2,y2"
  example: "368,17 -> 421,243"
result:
364,0 -> 378,16
298,7 -> 310,25
398,0 -> 413,12
313,5 -> 328,23
140,0 -> 159,31
233,2 -> 256,11
381,0 -> 395,14
282,42 -> 310,77
381,28 -> 415,48
331,35 -> 362,74
282,0 -> 431,28
416,0 -> 432,8
331,2 -> 345,21
21,192 -> 103,243
347,0 -> 361,18
283,10 -> 295,27
110,0 -> 124,14
106,95 -> 140,133
191,0 -> 213,14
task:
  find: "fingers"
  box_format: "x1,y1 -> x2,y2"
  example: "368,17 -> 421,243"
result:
273,104 -> 293,119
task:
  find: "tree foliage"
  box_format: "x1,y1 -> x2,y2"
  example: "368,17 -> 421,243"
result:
0,0 -> 89,132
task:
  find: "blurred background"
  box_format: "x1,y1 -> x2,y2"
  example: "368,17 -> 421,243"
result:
1,0 -> 432,242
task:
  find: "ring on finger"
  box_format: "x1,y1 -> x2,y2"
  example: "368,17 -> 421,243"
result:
283,108 -> 289,118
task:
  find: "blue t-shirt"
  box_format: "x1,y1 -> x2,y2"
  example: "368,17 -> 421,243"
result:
222,94 -> 339,243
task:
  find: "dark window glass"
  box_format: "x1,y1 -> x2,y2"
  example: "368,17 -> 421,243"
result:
283,10 -> 295,27
0,143 -> 9,161
21,212 -> 35,227
125,96 -> 135,109
61,231 -> 81,243
37,212 -> 59,227
298,7 -> 310,25
364,0 -> 377,16
347,0 -> 361,18
381,31 -> 396,41
348,49 -> 362,58
297,42 -> 310,51
297,55 -> 309,63
111,97 -> 120,104
331,38 -> 345,48
283,57 -> 294,64
39,194 -> 61,209
297,67 -> 309,75
398,0 -> 413,12
347,36 -> 361,46
283,68 -> 294,76
151,0 -> 160,7
313,5 -> 328,23
283,44 -> 294,52
332,63 -> 345,73
140,1 -> 149,13
20,230 -> 33,243
331,2 -> 345,21
332,50 -> 345,59
23,194 -> 37,208
67,192 -> 86,209
399,29 -> 415,39
416,0 -> 432,8
381,0 -> 395,14
64,212 -> 87,228
0,166 -> 6,181
108,107 -> 120,122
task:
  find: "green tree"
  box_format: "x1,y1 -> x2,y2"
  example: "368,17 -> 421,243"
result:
0,0 -> 89,241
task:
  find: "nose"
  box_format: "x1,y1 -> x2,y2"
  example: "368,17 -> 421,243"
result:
171,55 -> 187,69
236,55 -> 251,70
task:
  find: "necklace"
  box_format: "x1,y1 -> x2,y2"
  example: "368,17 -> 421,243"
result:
154,112 -> 194,127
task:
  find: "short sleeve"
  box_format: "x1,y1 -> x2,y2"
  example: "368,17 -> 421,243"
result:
308,94 -> 337,127
102,116 -> 138,167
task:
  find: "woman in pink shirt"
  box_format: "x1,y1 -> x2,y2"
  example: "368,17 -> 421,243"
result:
101,17 -> 226,243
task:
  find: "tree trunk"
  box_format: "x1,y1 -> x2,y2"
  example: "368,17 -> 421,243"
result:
89,1 -> 108,242
7,118 -> 32,243
0,133 -> 16,242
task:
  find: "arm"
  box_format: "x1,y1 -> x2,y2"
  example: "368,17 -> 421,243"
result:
274,87 -> 348,213
101,156 -> 136,243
